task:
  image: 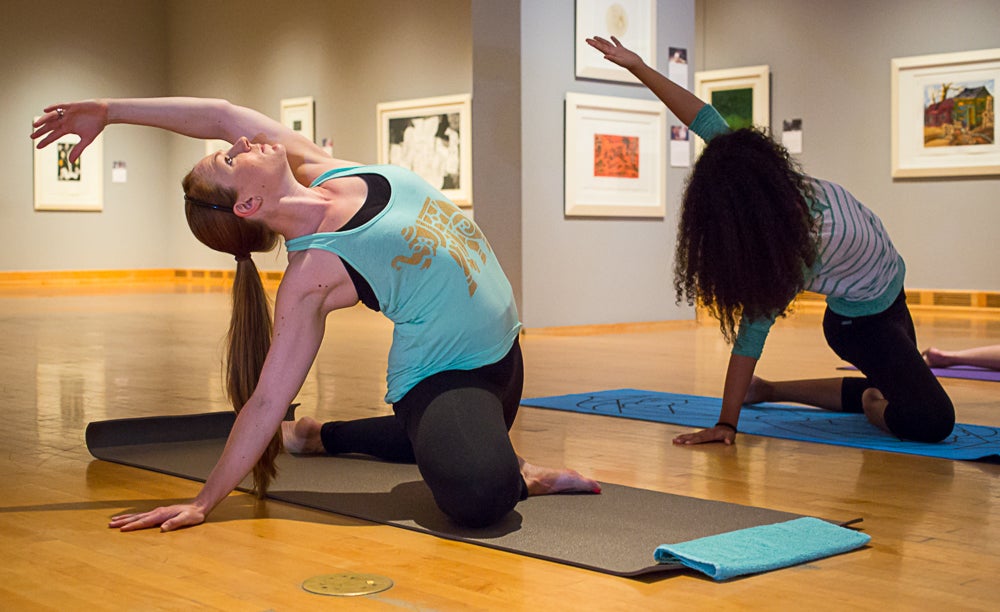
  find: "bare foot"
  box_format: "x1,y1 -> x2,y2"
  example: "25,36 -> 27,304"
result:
744,376 -> 773,404
518,457 -> 602,496
861,388 -> 891,434
921,347 -> 951,368
281,416 -> 325,454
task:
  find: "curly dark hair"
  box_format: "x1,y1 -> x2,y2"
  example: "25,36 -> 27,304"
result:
674,127 -> 817,344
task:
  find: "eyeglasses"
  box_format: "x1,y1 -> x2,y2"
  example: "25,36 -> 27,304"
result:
184,194 -> 235,214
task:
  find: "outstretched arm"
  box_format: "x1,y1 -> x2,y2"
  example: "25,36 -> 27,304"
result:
673,354 -> 756,445
31,97 -> 357,185
585,35 -> 705,126
109,259 -> 357,532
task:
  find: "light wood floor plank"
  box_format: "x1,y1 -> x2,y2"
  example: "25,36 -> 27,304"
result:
1,284 -> 998,609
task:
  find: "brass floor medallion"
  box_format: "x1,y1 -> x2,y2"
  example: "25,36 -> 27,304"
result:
301,573 -> 394,597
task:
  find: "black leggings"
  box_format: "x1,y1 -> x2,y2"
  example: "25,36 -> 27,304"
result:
823,289 -> 954,442
319,338 -> 526,527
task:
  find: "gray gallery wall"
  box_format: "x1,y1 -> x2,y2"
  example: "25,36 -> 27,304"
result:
3,0 -> 998,331
520,0 -> 697,328
1,0 -> 472,274
471,2 -> 524,311
696,0 -> 1000,292
162,0 -> 473,271
1,0 -> 174,272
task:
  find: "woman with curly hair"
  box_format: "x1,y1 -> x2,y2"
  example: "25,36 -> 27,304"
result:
587,35 -> 954,444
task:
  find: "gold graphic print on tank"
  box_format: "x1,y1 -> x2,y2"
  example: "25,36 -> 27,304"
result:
391,197 -> 489,297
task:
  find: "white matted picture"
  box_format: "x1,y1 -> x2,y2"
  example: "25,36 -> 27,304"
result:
694,65 -> 770,155
575,0 -> 656,83
564,92 -> 666,217
33,125 -> 103,212
891,48 -> 999,178
280,96 -> 315,142
377,94 -> 472,207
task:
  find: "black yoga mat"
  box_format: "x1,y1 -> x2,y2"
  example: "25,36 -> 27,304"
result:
86,412 -> 860,577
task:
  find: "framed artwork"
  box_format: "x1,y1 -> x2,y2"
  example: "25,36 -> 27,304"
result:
33,125 -> 103,211
564,92 -> 666,217
694,65 -> 770,154
575,0 -> 656,83
280,96 -> 315,142
891,48 -> 999,178
377,94 -> 472,207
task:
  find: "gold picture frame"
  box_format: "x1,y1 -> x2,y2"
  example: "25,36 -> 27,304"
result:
891,48 -> 999,178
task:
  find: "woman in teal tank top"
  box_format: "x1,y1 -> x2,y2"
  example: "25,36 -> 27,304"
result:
31,97 -> 599,532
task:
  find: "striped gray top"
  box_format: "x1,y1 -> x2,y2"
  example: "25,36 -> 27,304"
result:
733,177 -> 906,359
689,104 -> 905,359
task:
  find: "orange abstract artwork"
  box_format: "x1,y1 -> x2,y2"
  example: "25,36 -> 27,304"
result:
593,134 -> 639,178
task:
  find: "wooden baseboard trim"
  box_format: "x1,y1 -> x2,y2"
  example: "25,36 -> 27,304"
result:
697,288 -> 1000,319
794,289 -> 1000,313
2,271 -> 997,322
0,268 -> 283,287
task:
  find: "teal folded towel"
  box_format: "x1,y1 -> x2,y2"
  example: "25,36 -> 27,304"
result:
654,517 -> 870,581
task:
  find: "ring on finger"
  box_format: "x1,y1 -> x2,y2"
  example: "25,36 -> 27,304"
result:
56,108 -> 65,118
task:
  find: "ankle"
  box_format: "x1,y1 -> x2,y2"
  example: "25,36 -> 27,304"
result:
745,377 -> 772,404
282,416 -> 325,454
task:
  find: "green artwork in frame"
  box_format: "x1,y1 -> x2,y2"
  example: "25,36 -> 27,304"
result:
693,65 -> 769,156
711,88 -> 754,130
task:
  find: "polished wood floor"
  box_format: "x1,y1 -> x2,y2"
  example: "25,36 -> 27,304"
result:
2,282 -> 998,610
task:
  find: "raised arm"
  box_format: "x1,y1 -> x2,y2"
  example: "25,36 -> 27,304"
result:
31,97 -> 358,186
585,36 -> 705,126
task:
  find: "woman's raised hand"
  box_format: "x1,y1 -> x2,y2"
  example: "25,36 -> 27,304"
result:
585,35 -> 644,71
30,100 -> 109,163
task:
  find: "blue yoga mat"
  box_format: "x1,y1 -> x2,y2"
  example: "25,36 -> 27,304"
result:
521,389 -> 1000,461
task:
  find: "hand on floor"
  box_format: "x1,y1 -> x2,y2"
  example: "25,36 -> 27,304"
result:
673,426 -> 736,446
109,503 -> 206,532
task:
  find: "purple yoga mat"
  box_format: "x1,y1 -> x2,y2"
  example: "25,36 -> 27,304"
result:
837,364 -> 1000,382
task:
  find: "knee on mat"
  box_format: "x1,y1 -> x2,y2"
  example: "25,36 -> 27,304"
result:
435,475 -> 523,528
909,414 -> 955,444
887,402 -> 956,443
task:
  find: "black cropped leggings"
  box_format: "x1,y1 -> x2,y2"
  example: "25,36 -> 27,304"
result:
823,289 -> 954,442
319,338 -> 526,527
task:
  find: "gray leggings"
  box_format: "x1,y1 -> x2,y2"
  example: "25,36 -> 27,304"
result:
824,289 -> 955,442
319,339 -> 526,527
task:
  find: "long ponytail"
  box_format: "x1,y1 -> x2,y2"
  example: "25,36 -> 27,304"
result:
182,167 -> 281,497
227,255 -> 281,497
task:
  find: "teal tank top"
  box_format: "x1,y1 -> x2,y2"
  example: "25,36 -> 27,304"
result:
285,165 -> 521,403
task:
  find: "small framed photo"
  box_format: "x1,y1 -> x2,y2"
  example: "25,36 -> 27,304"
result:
33,124 -> 103,211
693,65 -> 770,154
891,48 -> 999,178
280,96 -> 316,142
376,94 -> 472,207
564,92 -> 667,218
575,0 -> 656,83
